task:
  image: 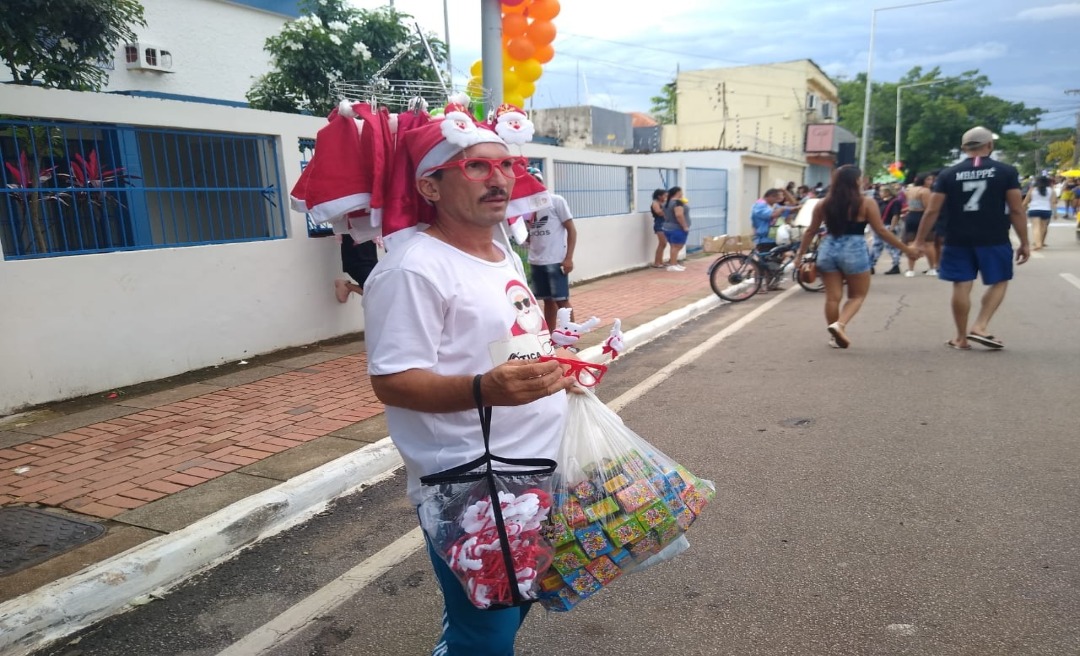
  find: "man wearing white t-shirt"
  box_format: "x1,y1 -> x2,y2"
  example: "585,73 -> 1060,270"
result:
525,168 -> 577,332
362,118 -> 574,655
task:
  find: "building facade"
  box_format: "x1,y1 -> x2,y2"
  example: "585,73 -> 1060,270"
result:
1,0 -> 299,105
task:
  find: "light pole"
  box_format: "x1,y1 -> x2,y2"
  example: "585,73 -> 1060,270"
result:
894,80 -> 946,165
859,0 -> 961,173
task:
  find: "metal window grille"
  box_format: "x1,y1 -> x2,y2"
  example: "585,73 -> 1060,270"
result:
683,167 -> 728,252
298,137 -> 334,238
0,118 -> 287,259
635,167 -> 678,212
552,161 -> 631,219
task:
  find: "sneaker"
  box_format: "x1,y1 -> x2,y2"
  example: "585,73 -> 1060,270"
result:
904,270 -> 916,278
925,268 -> 938,276
334,279 -> 350,303
884,265 -> 901,275
666,264 -> 686,272
827,322 -> 850,348
828,337 -> 840,349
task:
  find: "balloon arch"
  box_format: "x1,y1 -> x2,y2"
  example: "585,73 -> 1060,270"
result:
466,0 -> 560,109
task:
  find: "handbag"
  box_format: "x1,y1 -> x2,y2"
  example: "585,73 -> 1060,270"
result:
417,375 -> 558,610
799,260 -> 817,283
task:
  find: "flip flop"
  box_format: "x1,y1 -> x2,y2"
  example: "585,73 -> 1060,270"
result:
966,333 -> 1004,349
945,340 -> 971,350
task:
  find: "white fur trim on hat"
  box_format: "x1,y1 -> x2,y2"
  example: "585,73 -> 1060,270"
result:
338,99 -> 358,119
416,125 -> 506,178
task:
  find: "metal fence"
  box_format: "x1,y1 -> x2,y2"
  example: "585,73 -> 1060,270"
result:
551,161 -> 632,218
0,118 -> 288,259
683,167 -> 728,251
635,166 -> 679,212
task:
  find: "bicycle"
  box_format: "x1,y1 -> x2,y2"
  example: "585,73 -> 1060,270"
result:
708,239 -> 823,302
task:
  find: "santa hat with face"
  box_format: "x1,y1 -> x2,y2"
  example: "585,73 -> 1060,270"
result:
381,95 -> 550,250
490,103 -> 535,145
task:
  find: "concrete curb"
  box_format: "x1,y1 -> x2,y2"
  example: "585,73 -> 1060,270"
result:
0,293 -> 723,656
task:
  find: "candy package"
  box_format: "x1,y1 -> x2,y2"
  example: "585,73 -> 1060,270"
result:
417,377 -> 558,610
539,388 -> 714,611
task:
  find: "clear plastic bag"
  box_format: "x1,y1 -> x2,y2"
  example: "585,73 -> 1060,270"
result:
538,389 -> 715,611
417,376 -> 557,610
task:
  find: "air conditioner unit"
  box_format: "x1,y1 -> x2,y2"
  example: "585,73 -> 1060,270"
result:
124,43 -> 173,73
805,93 -> 818,110
821,101 -> 833,119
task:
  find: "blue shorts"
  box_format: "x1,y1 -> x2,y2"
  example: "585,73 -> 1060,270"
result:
664,229 -> 688,245
426,534 -> 530,655
938,243 -> 1013,285
529,263 -> 570,301
816,234 -> 871,274
653,217 -> 665,233
1028,210 -> 1051,220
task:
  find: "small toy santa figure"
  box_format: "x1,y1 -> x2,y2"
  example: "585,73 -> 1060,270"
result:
491,103 -> 535,145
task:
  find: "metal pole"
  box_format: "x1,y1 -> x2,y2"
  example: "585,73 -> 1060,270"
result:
480,0 -> 503,116
443,0 -> 453,83
894,84 -> 901,166
858,8 -> 876,174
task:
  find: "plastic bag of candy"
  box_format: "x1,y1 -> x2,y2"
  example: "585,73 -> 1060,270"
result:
417,376 -> 557,610
538,388 -> 714,611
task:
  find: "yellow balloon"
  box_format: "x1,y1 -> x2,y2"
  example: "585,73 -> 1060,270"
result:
503,70 -> 520,93
470,59 -> 483,77
504,92 -> 525,107
515,58 -> 543,83
517,80 -> 536,99
466,75 -> 485,98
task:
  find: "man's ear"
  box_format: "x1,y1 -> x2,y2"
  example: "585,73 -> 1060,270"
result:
417,176 -> 440,202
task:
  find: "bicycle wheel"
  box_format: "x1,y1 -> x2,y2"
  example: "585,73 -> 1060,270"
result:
709,254 -> 762,302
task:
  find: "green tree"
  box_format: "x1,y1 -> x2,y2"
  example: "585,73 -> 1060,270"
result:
0,0 -> 145,91
836,67 -> 1044,179
1045,138 -> 1076,170
247,0 -> 446,116
649,80 -> 677,125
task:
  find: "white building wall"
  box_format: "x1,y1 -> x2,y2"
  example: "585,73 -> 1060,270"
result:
0,0 -> 289,104
0,86 -> 742,415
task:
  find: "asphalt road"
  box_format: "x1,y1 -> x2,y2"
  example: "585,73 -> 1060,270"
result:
38,225 -> 1080,656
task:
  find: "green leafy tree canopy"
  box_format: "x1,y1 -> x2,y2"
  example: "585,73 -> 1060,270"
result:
649,80 -> 677,125
0,0 -> 146,91
247,0 -> 446,116
836,67 -> 1044,179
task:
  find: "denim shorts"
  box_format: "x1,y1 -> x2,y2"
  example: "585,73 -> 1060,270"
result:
529,263 -> 570,300
938,243 -> 1013,285
816,234 -> 871,274
664,229 -> 688,245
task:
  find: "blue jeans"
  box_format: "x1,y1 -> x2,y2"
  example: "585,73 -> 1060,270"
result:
426,536 -> 531,656
870,227 -> 901,268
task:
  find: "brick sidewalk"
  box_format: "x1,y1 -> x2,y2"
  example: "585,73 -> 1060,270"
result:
0,256 -> 717,520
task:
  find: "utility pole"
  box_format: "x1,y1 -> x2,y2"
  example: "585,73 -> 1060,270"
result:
1068,89 -> 1080,166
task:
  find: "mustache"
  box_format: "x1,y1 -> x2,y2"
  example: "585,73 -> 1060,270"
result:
480,188 -> 509,202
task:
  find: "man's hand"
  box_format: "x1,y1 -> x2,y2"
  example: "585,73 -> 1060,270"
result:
913,239 -> 927,257
1015,244 -> 1030,265
479,359 -> 573,406
561,257 -> 574,275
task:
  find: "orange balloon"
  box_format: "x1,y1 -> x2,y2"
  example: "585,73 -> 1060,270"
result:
527,19 -> 556,46
528,0 -> 560,21
502,13 -> 528,39
501,1 -> 529,14
533,43 -> 554,64
506,37 -> 536,61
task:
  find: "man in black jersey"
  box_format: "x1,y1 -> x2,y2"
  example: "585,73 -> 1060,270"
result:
914,126 -> 1030,350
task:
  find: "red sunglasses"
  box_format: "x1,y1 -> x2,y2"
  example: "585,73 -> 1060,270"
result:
422,156 -> 529,182
539,356 -> 608,387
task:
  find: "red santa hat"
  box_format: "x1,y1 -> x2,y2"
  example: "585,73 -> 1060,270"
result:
490,103 -> 535,145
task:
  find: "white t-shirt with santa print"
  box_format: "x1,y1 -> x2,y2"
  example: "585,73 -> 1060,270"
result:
527,193 -> 573,265
362,232 -> 566,504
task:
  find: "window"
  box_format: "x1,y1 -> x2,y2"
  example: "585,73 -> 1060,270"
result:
821,101 -> 833,119
0,118 -> 287,259
124,45 -> 138,64
552,162 -> 631,218
806,93 -> 818,110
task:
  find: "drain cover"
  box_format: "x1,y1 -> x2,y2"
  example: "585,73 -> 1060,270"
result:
0,507 -> 105,576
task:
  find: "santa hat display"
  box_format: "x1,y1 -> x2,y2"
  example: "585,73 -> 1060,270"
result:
291,93 -> 549,250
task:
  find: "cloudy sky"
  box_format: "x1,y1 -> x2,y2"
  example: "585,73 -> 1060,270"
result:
351,0 -> 1080,130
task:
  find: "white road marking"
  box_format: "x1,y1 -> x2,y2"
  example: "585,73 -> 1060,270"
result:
217,287 -> 798,655
217,527 -> 426,655
1061,273 -> 1080,291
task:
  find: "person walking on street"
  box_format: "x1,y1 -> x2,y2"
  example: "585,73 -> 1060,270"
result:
662,186 -> 690,271
650,188 -> 669,268
901,172 -> 939,277
871,184 -> 904,274
525,168 -> 578,332
362,116 -> 575,655
1024,176 -> 1056,249
915,126 -> 1031,350
794,165 -> 916,349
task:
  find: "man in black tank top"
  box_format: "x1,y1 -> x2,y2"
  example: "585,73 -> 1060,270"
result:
914,126 -> 1030,350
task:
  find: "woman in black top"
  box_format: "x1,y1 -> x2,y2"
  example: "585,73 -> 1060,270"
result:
649,188 -> 668,268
